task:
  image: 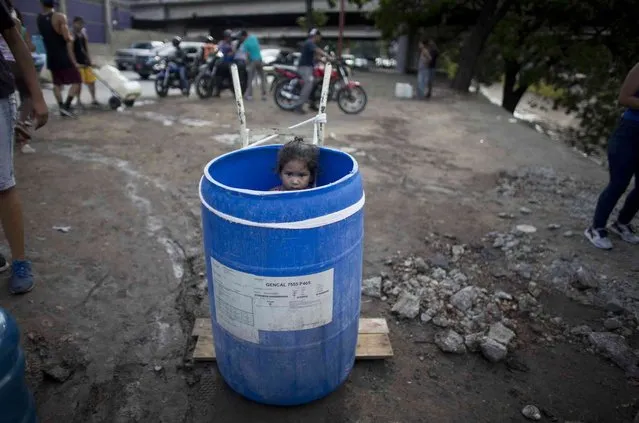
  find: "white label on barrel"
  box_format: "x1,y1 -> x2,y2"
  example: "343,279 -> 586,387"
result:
211,258 -> 334,344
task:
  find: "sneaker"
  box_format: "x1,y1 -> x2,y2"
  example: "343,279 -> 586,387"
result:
0,254 -> 9,272
584,227 -> 613,250
20,144 -> 36,154
9,260 -> 34,294
609,222 -> 639,244
91,100 -> 101,107
60,106 -> 76,118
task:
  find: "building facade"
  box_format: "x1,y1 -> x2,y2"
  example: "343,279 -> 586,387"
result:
129,0 -> 381,41
19,0 -> 132,44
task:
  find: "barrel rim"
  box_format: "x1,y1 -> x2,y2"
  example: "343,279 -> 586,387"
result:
202,144 -> 359,197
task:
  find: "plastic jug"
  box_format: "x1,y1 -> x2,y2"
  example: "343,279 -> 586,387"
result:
395,82 -> 414,99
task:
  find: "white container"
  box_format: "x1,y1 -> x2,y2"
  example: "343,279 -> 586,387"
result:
96,65 -> 142,100
394,82 -> 414,99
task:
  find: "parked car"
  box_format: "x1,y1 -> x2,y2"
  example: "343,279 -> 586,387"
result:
135,41 -> 204,80
375,57 -> 397,69
115,41 -> 164,71
31,35 -> 46,74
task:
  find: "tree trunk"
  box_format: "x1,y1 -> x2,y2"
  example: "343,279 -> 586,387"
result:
501,59 -> 528,113
306,0 -> 314,28
451,0 -> 516,93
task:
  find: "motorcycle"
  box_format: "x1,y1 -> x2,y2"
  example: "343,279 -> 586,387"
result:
194,51 -> 248,99
155,58 -> 195,98
269,63 -> 301,94
273,59 -> 367,115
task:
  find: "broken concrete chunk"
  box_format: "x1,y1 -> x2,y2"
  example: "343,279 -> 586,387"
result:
603,318 -> 622,331
434,329 -> 466,354
450,286 -> 479,312
488,322 -> 516,346
527,281 -> 541,298
515,224 -> 537,234
521,405 -> 541,421
420,312 -> 432,323
43,364 -> 73,383
431,315 -> 452,328
605,298 -> 624,314
414,257 -> 429,273
429,254 -> 450,270
361,276 -> 382,298
480,337 -> 508,362
494,291 -> 513,301
589,332 -> 638,372
570,325 -> 593,336
571,266 -> 599,290
464,332 -> 485,353
451,245 -> 465,262
391,291 -> 420,319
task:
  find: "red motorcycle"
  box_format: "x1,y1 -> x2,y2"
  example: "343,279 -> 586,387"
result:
272,59 -> 367,114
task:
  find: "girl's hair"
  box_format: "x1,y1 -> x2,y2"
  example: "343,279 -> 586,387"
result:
14,8 -> 23,23
277,137 -> 320,182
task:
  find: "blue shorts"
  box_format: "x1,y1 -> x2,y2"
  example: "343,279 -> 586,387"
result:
0,94 -> 17,191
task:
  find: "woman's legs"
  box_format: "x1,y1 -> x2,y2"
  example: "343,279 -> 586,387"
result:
245,61 -> 256,99
587,119 -> 639,248
617,168 -> 639,225
416,69 -> 426,98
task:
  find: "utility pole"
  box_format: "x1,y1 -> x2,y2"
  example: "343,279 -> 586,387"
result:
337,0 -> 345,56
104,0 -> 113,45
305,0 -> 314,29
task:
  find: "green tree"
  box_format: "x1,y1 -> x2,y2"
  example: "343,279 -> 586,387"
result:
300,0 -> 370,30
547,0 -> 639,151
297,10 -> 329,30
474,1 -> 591,113
371,0 -> 516,92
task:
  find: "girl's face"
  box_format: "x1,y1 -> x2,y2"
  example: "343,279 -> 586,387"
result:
280,159 -> 312,191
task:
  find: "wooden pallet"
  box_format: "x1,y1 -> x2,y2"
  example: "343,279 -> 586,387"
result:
191,317 -> 394,362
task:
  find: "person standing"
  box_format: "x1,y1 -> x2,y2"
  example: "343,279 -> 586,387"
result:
37,0 -> 81,117
416,38 -> 431,99
425,40 -> 439,98
294,28 -> 330,114
0,0 -> 49,293
214,29 -> 235,96
585,63 -> 639,249
240,30 -> 266,101
72,16 -> 99,108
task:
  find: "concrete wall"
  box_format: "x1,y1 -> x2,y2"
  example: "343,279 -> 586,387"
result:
19,0 -> 132,44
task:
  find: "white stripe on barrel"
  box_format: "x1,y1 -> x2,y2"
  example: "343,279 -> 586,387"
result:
198,176 -> 365,230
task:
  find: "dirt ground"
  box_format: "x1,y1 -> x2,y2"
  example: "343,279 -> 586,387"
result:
2,71 -> 638,423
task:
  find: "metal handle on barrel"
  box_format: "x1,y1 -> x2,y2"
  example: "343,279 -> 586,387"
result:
231,64 -> 250,147
230,62 -> 332,150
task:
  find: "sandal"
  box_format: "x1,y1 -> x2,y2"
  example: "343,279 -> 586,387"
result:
14,121 -> 30,140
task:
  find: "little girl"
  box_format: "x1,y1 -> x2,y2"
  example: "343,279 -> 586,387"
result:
271,137 -> 320,191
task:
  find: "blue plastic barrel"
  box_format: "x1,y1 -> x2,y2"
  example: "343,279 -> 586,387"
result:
199,144 -> 364,406
0,308 -> 38,423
